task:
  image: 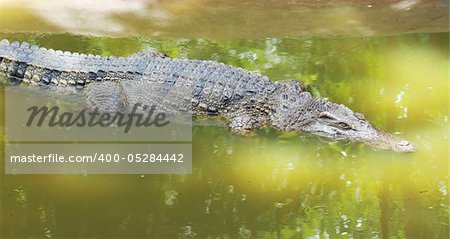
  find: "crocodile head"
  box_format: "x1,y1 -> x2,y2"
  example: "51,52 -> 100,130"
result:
289,99 -> 416,152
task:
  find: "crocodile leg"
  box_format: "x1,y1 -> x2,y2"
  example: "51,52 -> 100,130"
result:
227,110 -> 270,134
228,113 -> 258,133
84,80 -> 128,113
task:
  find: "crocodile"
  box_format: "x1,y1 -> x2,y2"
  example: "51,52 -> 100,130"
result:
0,39 -> 416,152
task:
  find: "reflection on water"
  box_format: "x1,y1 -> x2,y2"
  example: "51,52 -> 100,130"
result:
0,0 -> 448,37
0,33 -> 448,238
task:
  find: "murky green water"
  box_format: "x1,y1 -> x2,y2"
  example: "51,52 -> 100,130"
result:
0,33 -> 448,239
0,0 -> 448,38
0,1 -> 449,237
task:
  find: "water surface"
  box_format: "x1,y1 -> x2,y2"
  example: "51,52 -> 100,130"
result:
0,1 -> 449,238
0,33 -> 448,238
0,0 -> 447,37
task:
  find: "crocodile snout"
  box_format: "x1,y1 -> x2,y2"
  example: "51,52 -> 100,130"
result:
363,125 -> 416,153
393,140 -> 416,153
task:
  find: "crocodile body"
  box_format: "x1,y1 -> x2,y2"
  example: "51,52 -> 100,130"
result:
0,39 -> 416,152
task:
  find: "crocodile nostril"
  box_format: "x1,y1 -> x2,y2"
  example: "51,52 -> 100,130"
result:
395,140 -> 416,152
397,141 -> 410,147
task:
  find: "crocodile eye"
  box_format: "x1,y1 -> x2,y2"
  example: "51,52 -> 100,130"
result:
337,122 -> 352,130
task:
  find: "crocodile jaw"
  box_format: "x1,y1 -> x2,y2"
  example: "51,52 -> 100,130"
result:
362,126 -> 416,153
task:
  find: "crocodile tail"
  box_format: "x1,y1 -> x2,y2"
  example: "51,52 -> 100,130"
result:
0,39 -> 163,88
